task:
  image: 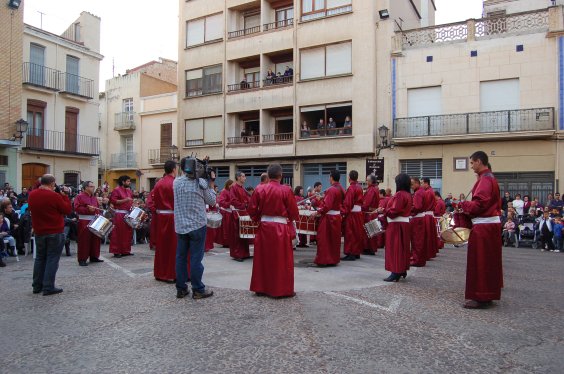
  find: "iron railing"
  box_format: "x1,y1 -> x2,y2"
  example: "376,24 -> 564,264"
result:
393,107 -> 555,138
23,128 -> 99,155
263,75 -> 293,86
228,81 -> 260,92
228,135 -> 260,145
300,127 -> 352,138
228,25 -> 261,39
114,112 -> 136,131
185,139 -> 222,147
262,133 -> 293,143
263,18 -> 294,31
22,62 -> 60,91
58,72 -> 94,99
148,148 -> 173,164
110,153 -> 137,169
301,5 -> 352,21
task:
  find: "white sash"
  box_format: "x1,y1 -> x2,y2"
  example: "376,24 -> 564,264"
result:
471,216 -> 501,224
261,216 -> 288,224
387,216 -> 410,223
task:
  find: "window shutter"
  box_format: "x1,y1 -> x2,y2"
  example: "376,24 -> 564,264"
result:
205,14 -> 223,41
300,47 -> 325,79
325,42 -> 352,76
187,18 -> 205,46
185,119 -> 204,142
204,117 -> 223,144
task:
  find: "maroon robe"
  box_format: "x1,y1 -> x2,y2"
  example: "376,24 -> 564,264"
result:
376,196 -> 389,249
423,186 -> 437,259
410,187 -> 427,266
109,186 -> 133,255
74,192 -> 101,262
152,175 -> 177,281
384,191 -> 412,273
218,188 -> 232,247
342,181 -> 364,256
249,180 -> 299,297
146,193 -> 157,250
229,183 -> 250,259
459,169 -> 503,302
362,185 -> 380,252
434,198 -> 446,250
315,183 -> 344,265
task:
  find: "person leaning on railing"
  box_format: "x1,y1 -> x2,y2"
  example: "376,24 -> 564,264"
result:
300,121 -> 310,139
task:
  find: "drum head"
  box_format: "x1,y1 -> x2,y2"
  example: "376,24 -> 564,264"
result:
441,227 -> 471,244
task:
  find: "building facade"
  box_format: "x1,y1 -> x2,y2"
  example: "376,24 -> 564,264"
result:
20,11 -> 103,190
99,59 -> 178,190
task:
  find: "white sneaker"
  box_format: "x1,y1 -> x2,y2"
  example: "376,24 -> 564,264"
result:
555,250 -> 561,253
550,250 -> 555,252
541,249 -> 545,252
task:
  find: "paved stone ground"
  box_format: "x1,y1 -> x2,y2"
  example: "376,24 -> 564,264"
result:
1,241 -> 563,373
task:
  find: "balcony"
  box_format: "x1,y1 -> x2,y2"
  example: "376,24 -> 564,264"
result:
114,112 -> 136,131
228,25 -> 261,39
393,107 -> 555,144
263,75 -> 293,87
228,80 -> 260,92
58,72 -> 94,99
301,4 -> 352,22
262,132 -> 293,143
22,62 -> 60,91
228,135 -> 260,145
148,148 -> 173,165
23,128 -> 100,156
110,153 -> 137,169
263,18 -> 294,32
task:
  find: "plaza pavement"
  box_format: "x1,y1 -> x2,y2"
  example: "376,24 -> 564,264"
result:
0,241 -> 563,373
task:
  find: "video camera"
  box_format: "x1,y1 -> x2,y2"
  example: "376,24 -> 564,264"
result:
54,184 -> 72,194
182,156 -> 215,181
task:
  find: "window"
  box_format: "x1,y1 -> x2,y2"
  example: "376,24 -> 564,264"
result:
186,13 -> 224,47
123,98 -> 134,122
65,55 -> 80,94
27,99 -> 46,138
405,86 -> 442,137
185,117 -> 223,146
276,7 -> 294,26
301,0 -> 352,21
300,102 -> 352,137
0,156 -> 8,166
303,162 -> 347,191
300,41 -> 351,80
63,171 -> 80,188
400,159 -> 443,194
244,12 -> 261,30
185,65 -> 223,97
29,43 -> 45,86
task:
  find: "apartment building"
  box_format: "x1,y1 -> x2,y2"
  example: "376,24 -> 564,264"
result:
20,11 -> 103,189
99,59 -> 178,190
386,1 -> 564,200
178,0 -> 433,189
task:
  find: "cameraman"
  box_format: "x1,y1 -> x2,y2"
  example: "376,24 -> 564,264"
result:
28,174 -> 72,296
174,157 -> 216,300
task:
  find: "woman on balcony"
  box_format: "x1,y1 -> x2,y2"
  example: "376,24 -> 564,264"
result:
343,116 -> 352,135
300,121 -> 310,139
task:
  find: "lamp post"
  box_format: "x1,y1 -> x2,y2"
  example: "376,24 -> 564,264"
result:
170,145 -> 179,161
14,118 -> 29,142
375,125 -> 392,157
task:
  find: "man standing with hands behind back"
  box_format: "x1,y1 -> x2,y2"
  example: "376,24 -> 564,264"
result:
28,174 -> 72,295
110,176 -> 134,258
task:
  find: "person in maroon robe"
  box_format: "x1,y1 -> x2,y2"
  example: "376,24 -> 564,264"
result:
308,182 -> 323,244
380,173 -> 412,282
109,176 -> 133,257
342,170 -> 364,261
248,164 -> 299,298
145,188 -> 157,251
376,189 -> 389,249
218,180 -> 233,248
422,178 -> 437,260
152,161 -> 178,282
73,181 -> 103,266
229,172 -> 251,262
314,170 -> 344,267
362,175 -> 380,255
294,186 -> 308,248
459,151 -> 503,309
410,177 -> 427,267
434,191 -> 446,251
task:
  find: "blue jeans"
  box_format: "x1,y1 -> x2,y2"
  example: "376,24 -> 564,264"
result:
32,233 -> 65,292
554,237 -> 563,251
176,225 -> 206,293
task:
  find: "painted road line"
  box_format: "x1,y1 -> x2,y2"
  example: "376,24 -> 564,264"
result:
324,291 -> 403,313
99,256 -> 137,278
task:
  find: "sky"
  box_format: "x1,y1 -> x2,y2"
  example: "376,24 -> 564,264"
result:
23,0 -> 484,91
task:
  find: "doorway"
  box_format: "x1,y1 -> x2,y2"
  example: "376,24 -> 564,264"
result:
65,107 -> 79,153
22,163 -> 48,190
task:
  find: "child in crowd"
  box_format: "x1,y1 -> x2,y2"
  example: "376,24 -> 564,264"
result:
553,216 -> 563,253
0,212 -> 16,257
502,217 -> 516,246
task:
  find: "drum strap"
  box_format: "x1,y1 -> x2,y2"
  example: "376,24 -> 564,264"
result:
114,210 -> 128,214
471,216 -> 500,224
261,216 -> 288,224
157,210 -> 174,214
79,215 -> 96,220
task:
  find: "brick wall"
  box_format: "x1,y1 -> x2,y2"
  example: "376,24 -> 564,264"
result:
0,3 -> 24,139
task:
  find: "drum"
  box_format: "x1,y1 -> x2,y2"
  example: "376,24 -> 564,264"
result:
124,207 -> 148,229
296,210 -> 318,235
87,215 -> 114,239
440,213 -> 472,244
364,218 -> 384,238
239,216 -> 259,239
207,212 -> 222,228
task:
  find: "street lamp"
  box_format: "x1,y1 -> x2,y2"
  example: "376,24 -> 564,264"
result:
375,125 -> 393,157
8,0 -> 21,10
170,145 -> 179,161
14,118 -> 29,142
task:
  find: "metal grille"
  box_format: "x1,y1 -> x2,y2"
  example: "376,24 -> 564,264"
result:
400,159 -> 442,180
302,162 -> 347,191
495,172 -> 554,204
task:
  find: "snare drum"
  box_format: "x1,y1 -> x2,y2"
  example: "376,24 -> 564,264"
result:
87,215 -> 114,239
124,207 -> 148,229
364,218 -> 384,238
207,212 -> 222,228
239,215 -> 259,239
296,210 -> 318,235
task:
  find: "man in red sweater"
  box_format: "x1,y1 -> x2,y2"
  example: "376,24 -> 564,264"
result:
28,174 -> 72,296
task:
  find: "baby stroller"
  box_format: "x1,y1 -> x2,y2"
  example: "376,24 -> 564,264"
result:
518,216 -> 538,249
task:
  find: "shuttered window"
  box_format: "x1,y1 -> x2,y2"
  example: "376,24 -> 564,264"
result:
303,162 -> 347,190
300,41 -> 351,80
185,117 -> 223,146
186,13 -> 224,47
400,159 -> 443,193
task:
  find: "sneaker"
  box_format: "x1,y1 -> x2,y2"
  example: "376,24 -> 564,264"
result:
176,288 -> 190,299
555,250 -> 561,253
192,289 -> 214,300
550,250 -> 555,252
541,249 -> 545,252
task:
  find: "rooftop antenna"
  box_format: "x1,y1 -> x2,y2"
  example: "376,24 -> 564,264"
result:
38,11 -> 45,29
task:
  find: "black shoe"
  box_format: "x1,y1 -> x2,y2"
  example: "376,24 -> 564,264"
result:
43,288 -> 63,296
234,258 -> 244,262
341,255 -> 356,261
90,257 -> 104,263
7,248 -> 15,257
78,261 -> 88,267
17,248 -> 25,255
296,244 -> 309,248
355,255 -> 361,259
176,288 -> 190,299
400,272 -> 407,279
0,258 -> 5,267
32,288 -> 42,294
65,242 -> 71,257
383,273 -> 401,282
362,250 -> 376,255
192,289 -> 214,299
113,254 -> 123,258
122,253 -> 134,256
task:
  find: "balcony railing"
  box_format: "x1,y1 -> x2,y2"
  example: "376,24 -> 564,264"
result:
228,135 -> 260,145
58,72 -> 94,99
23,128 -> 100,156
263,18 -> 294,31
300,127 -> 352,138
148,148 -> 173,165
228,25 -> 261,39
397,9 -> 549,49
228,81 -> 260,92
301,5 -> 352,21
393,108 -> 555,138
263,75 -> 293,86
185,139 -> 223,147
110,153 -> 137,169
22,62 -> 60,91
262,133 -> 293,143
114,112 -> 136,131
